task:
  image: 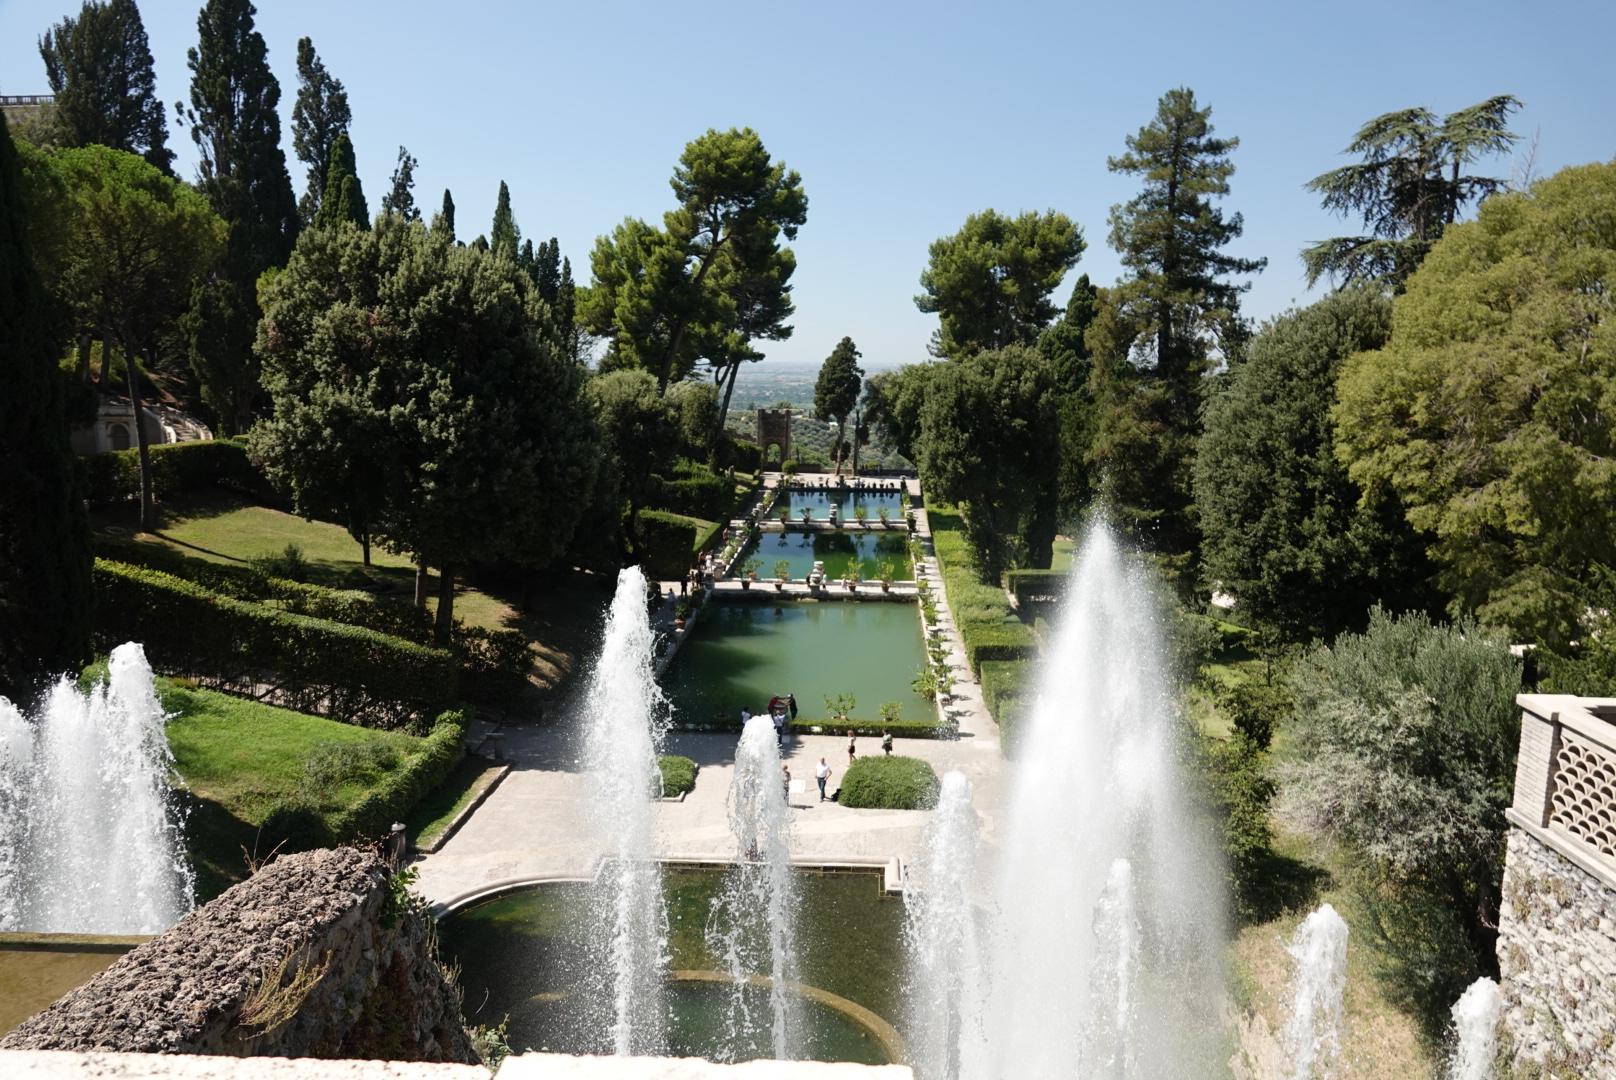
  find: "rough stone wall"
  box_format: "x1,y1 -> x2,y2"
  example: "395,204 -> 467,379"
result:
1497,827 -> 1616,1076
0,849 -> 476,1064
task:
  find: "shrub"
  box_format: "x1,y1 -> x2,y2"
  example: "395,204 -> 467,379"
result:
297,738 -> 401,802
837,755 -> 939,809
326,707 -> 470,842
80,439 -> 275,505
639,510 -> 700,579
93,558 -> 457,729
251,542 -> 313,583
659,754 -> 698,798
1006,569 -> 1067,607
652,467 -> 734,521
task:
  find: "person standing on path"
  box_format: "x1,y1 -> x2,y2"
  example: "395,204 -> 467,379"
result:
781,764 -> 792,803
881,730 -> 893,756
815,757 -> 831,802
787,694 -> 798,720
846,730 -> 857,766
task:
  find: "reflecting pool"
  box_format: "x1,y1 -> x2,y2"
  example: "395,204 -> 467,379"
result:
439,867 -> 906,1063
744,529 -> 912,582
664,601 -> 931,723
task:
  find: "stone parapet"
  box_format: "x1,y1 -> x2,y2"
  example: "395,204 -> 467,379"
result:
0,850 -> 474,1063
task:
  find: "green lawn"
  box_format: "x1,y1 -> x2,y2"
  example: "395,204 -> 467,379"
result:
1048,536 -> 1077,572
159,680 -> 423,900
404,757 -> 506,849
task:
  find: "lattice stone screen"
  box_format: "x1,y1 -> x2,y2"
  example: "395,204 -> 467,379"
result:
1549,732 -> 1616,861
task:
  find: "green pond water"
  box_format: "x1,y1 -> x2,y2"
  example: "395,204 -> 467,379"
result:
438,868 -> 906,1063
666,601 -> 932,723
776,489 -> 906,519
744,528 -> 912,582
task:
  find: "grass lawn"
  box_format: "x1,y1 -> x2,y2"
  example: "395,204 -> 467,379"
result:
404,757 -> 505,849
159,680 -> 423,901
1048,536 -> 1077,572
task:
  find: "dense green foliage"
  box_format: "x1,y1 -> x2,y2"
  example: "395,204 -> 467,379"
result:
929,507 -> 1037,672
94,558 -> 458,728
1090,88 -> 1264,578
1334,162 -> 1616,648
1277,609 -> 1520,1033
837,755 -> 940,809
1303,97 -> 1521,289
915,208 -> 1085,359
253,215 -> 600,635
813,337 -> 863,469
0,114 -> 93,701
658,754 -> 698,798
79,437 -> 270,504
1195,287 -> 1432,639
38,0 -> 172,172
313,132 -> 367,230
290,36 -> 350,224
638,510 -> 700,579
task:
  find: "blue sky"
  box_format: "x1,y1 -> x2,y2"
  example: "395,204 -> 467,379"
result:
4,0 -> 1613,370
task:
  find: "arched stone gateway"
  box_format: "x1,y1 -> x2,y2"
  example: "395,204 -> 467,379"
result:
757,409 -> 791,468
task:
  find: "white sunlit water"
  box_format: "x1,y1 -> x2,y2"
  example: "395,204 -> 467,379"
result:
1448,977 -> 1501,1080
1282,904 -> 1350,1080
977,523 -> 1228,1079
709,714 -> 800,1060
903,769 -> 986,1080
579,566 -> 669,1055
0,642 -> 192,934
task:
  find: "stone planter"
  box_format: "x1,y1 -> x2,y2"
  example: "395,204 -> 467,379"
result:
775,580 -> 785,591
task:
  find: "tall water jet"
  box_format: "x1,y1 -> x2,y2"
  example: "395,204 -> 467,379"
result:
1281,904 -> 1349,1080
0,642 -> 192,934
1448,977 -> 1500,1080
579,566 -> 668,1055
709,714 -> 799,1060
985,524 -> 1228,1078
904,769 -> 985,1080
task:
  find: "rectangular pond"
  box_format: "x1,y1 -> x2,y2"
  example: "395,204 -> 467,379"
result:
775,488 -> 906,521
665,600 -> 931,723
743,528 -> 912,582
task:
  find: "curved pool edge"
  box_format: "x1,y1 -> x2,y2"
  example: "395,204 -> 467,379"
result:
670,969 -> 908,1067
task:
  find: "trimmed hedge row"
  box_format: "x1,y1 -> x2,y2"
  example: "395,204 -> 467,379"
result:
260,707 -> 472,851
837,755 -> 939,809
94,559 -> 457,729
928,506 -> 1038,674
979,659 -> 1034,753
81,439 -> 276,505
639,510 -> 700,579
93,537 -> 532,704
652,471 -> 734,521
692,519 -> 727,557
1006,569 -> 1069,607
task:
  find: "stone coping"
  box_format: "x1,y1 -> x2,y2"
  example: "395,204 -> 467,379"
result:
0,933 -> 154,953
414,764 -> 511,855
431,856 -> 905,918
1504,810 -> 1616,892
0,1051 -> 914,1079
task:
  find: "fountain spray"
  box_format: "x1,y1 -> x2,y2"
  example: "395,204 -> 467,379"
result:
710,714 -> 800,1060
1448,977 -> 1501,1080
580,567 -> 669,1055
1281,903 -> 1349,1080
0,642 -> 192,934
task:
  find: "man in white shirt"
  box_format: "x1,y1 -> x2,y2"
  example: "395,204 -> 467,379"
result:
815,757 -> 832,802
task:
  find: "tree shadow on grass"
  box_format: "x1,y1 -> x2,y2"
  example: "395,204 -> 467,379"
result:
175,789 -> 257,904
1238,847 -> 1332,927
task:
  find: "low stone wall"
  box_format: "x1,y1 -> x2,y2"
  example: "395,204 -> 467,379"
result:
1497,826 -> 1616,1075
0,849 -> 475,1064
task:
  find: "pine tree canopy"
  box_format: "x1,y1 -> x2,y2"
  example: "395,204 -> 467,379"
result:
38,0 -> 172,174
1302,96 -> 1521,289
382,145 -> 418,221
291,35 -> 351,224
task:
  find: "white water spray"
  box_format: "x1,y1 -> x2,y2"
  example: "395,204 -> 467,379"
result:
983,525 -> 1227,1079
709,714 -> 799,1060
904,769 -> 986,1080
580,567 -> 668,1055
1281,904 -> 1349,1080
0,642 -> 192,934
1448,977 -> 1500,1080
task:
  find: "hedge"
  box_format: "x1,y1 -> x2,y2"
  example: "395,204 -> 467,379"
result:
692,519 -> 726,557
93,559 -> 457,729
837,755 -> 939,809
260,706 -> 472,850
92,537 -> 530,703
1006,569 -> 1069,607
639,510 -> 700,579
80,439 -> 276,505
980,659 -> 1034,754
652,471 -> 733,521
659,754 -> 698,798
928,506 -> 1038,674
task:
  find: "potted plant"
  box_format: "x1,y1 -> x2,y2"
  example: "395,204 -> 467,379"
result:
824,693 -> 856,722
878,506 -> 891,527
780,508 -> 791,523
880,565 -> 894,593
774,559 -> 791,591
846,568 -> 861,592
741,558 -> 760,588
854,505 -> 868,525
801,507 -> 812,522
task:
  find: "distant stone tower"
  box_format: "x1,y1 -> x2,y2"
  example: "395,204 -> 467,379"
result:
757,408 -> 791,468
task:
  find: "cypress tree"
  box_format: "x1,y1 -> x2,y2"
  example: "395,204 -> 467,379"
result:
382,145 -> 418,221
433,188 -> 455,241
0,113 -> 92,701
39,0 -> 173,174
314,131 -> 367,230
490,180 -> 519,259
290,35 -> 350,224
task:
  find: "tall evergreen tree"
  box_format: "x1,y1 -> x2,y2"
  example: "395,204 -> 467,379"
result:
382,145 -> 418,221
0,113 -> 92,701
290,36 -> 350,225
814,337 -> 864,471
1091,88 -> 1264,580
313,131 -> 367,230
1037,273 -> 1102,525
433,188 -> 455,241
38,0 -> 172,174
178,0 -> 298,435
490,181 -> 519,259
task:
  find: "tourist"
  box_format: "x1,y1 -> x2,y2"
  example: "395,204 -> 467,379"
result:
773,710 -> 786,744
881,730 -> 894,756
781,764 -> 792,802
787,693 -> 798,720
741,707 -> 752,723
846,730 -> 857,766
815,757 -> 831,802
